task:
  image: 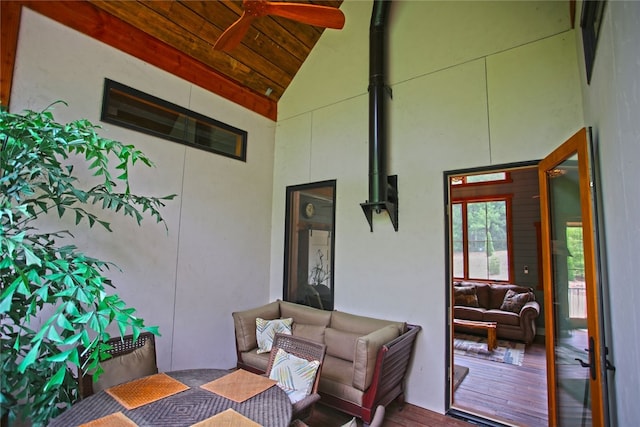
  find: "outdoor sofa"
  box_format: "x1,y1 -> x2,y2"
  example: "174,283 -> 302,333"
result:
232,300 -> 421,424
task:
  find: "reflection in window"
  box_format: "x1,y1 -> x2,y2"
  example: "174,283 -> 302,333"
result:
101,79 -> 247,161
284,181 -> 336,310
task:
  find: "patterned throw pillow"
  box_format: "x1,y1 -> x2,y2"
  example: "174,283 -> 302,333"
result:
499,289 -> 532,313
268,348 -> 320,404
454,286 -> 480,307
256,318 -> 293,354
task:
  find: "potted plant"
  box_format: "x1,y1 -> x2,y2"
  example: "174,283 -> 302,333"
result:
0,102 -> 175,426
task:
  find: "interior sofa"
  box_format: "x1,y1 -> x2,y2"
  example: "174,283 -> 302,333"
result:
453,281 -> 540,345
232,300 -> 421,424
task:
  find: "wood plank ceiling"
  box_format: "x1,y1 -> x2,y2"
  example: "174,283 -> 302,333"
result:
0,0 -> 344,120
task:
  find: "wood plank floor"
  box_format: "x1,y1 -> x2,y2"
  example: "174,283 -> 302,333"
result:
452,339 -> 548,426
305,339 -> 548,427
305,401 -> 474,427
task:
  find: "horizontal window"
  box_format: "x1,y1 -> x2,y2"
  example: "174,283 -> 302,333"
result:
451,172 -> 510,186
101,79 -> 247,161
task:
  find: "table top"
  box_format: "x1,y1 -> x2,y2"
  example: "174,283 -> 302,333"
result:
49,369 -> 292,427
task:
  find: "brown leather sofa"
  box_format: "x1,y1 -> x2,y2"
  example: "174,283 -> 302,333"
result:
453,281 -> 540,345
232,300 -> 421,424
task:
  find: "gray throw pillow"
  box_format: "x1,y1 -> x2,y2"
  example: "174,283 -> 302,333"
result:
499,289 -> 532,313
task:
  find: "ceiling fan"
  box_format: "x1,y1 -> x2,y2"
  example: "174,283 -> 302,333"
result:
214,0 -> 346,52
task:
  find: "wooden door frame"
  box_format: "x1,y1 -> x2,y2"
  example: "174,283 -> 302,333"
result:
538,128 -> 606,426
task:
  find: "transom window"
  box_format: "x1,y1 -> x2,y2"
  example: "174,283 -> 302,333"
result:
101,79 -> 247,161
451,171 -> 509,186
452,197 -> 512,282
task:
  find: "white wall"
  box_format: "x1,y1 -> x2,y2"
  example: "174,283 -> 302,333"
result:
10,9 -> 276,372
575,1 -> 640,425
14,1 -> 639,423
273,0 -> 583,413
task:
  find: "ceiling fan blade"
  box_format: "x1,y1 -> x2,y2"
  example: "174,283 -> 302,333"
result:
263,2 -> 345,29
213,12 -> 256,51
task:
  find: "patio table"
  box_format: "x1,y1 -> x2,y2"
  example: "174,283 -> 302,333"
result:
49,368 -> 292,427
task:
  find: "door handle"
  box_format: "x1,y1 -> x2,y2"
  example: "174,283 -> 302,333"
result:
573,336 -> 596,380
575,357 -> 590,368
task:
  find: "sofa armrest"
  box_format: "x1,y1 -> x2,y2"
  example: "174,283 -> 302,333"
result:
232,301 -> 281,352
353,325 -> 401,391
519,300 -> 540,320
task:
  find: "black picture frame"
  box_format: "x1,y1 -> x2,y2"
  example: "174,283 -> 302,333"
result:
580,0 -> 607,84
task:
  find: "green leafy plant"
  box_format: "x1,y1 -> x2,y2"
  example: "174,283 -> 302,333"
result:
0,102 -> 176,426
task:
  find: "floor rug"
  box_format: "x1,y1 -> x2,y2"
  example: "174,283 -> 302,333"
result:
453,365 -> 469,391
454,333 -> 525,366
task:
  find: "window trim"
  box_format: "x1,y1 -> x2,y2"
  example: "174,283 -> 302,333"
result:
451,194 -> 514,283
101,79 -> 247,161
450,171 -> 512,187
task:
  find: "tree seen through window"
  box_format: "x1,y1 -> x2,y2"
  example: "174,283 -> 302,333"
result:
452,199 -> 510,281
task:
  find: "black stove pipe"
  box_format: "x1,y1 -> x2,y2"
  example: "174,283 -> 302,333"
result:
361,0 -> 398,232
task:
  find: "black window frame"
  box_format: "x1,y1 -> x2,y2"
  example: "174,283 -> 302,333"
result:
101,79 -> 247,161
283,180 -> 336,311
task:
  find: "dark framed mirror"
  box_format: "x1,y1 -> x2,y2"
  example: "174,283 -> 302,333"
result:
283,180 -> 336,311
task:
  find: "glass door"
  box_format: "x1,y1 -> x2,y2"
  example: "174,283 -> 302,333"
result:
538,128 -> 608,426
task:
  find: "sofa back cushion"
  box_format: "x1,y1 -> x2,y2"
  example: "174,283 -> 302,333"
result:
453,285 -> 479,307
455,281 -> 490,308
489,284 -> 534,309
293,323 -> 326,344
232,301 -> 281,352
499,289 -> 535,313
353,325 -> 401,391
325,328 -> 361,362
330,311 -> 406,336
280,300 -> 332,326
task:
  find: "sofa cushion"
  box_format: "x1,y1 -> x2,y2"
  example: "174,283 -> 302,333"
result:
454,306 -> 485,321
330,311 -> 406,336
456,281 -> 490,308
269,348 -> 320,404
233,301 -> 281,352
499,289 -> 533,313
256,317 -> 293,354
489,284 -> 533,309
280,300 -> 332,326
292,323 -> 326,344
353,325 -> 401,391
319,357 -> 362,406
93,339 -> 157,393
453,286 -> 479,307
325,328 -> 360,362
239,349 -> 271,372
483,309 -> 521,326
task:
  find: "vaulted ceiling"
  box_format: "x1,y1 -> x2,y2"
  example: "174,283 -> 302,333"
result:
0,1 -> 344,120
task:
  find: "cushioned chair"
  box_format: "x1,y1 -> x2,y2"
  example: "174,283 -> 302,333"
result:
78,332 -> 157,399
266,333 -> 326,421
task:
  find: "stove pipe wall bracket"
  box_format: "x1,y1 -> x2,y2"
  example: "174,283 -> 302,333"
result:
360,0 -> 398,232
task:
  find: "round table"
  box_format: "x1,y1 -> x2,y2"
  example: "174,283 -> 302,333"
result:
49,369 -> 292,427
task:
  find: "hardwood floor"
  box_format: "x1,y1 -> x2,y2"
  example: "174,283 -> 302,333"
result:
305,401 -> 474,427
306,335 -> 595,427
452,339 -> 549,426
